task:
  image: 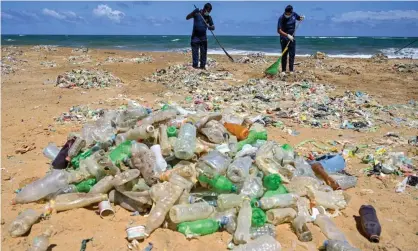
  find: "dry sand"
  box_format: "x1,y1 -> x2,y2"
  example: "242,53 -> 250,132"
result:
1,46 -> 418,251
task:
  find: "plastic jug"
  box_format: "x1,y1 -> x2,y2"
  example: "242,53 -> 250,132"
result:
9,209 -> 41,237
266,208 -> 297,225
174,123 -> 196,160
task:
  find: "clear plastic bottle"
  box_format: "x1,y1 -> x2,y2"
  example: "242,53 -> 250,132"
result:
330,174 -> 358,190
227,156 -> 252,183
210,208 -> 237,234
324,240 -> 361,251
140,109 -> 177,126
266,208 -> 297,225
250,223 -> 276,240
234,198 -> 252,244
228,135 -> 238,157
112,169 -> 140,187
240,176 -> 264,199
131,145 -> 158,186
286,176 -> 322,197
314,214 -> 347,241
159,124 -> 171,156
13,170 -> 70,204
115,124 -> 155,145
292,215 -> 312,242
150,145 -> 168,174
293,156 -> 317,179
145,182 -> 184,236
160,160 -> 197,184
197,150 -> 232,177
307,188 -> 347,210
80,151 -> 107,181
9,209 -> 41,237
43,143 -> 60,161
296,197 -> 312,222
109,190 -> 151,213
50,193 -> 108,212
169,173 -> 194,192
68,137 -> 86,158
217,194 -> 245,211
174,123 -> 197,160
234,234 -> 282,251
255,193 -> 299,210
169,202 -> 215,223
28,226 -> 53,251
89,176 -> 114,194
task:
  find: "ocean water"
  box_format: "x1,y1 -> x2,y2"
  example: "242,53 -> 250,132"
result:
2,35 -> 417,59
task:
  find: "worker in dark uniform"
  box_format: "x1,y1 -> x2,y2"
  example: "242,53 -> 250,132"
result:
186,3 -> 215,70
277,5 -> 304,74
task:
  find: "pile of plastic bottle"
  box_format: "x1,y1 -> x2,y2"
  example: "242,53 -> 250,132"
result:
10,100 -> 363,251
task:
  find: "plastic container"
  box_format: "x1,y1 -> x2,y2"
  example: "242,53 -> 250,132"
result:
43,143 -> 60,161
237,131 -> 268,151
359,205 -> 381,243
197,150 -> 231,177
68,137 -> 86,158
177,219 -> 220,238
250,223 -> 276,240
266,208 -> 297,225
307,188 -> 347,210
159,125 -> 171,156
28,226 -> 53,251
115,125 -> 154,145
198,174 -> 237,193
174,123 -> 197,160
292,216 -> 312,242
50,193 -> 108,212
160,160 -> 197,183
311,162 -> 340,190
251,207 -> 266,227
89,176 -> 114,194
13,170 -> 70,204
296,197 -> 312,222
169,202 -> 214,223
74,178 -> 96,193
109,190 -> 151,213
150,145 -> 168,174
256,193 -> 299,210
217,194 -> 245,211
234,234 -> 282,251
310,154 -> 346,174
330,174 -> 358,190
226,156 -> 252,183
234,198 -> 252,244
324,240 -> 361,251
240,176 -> 264,199
224,122 -> 249,140
113,169 -> 140,187
9,209 -> 41,237
131,145 -> 158,186
314,214 -> 347,241
210,208 -> 237,234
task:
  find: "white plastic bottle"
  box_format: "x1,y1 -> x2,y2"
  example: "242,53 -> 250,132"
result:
234,198 -> 252,244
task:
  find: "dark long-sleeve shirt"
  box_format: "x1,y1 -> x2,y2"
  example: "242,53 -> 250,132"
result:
278,12 -> 301,40
191,11 -> 214,42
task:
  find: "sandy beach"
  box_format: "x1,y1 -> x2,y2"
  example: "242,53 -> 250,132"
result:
1,46 -> 418,251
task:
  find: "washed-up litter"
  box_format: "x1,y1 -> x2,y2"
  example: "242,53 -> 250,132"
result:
237,52 -> 267,65
370,53 -> 388,63
12,98 -> 364,250
207,57 -> 217,68
40,61 -> 57,68
104,56 -> 153,64
32,45 -> 58,52
72,47 -> 89,54
56,69 -> 123,89
54,105 -> 105,123
311,51 -> 327,59
393,63 -> 418,73
329,65 -> 360,75
1,62 -> 15,75
68,55 -> 92,65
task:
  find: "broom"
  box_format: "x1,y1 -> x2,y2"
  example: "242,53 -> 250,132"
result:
265,21 -> 302,76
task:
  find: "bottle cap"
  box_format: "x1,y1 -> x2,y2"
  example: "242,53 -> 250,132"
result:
220,216 -> 229,226
167,126 -> 177,137
231,185 -> 237,193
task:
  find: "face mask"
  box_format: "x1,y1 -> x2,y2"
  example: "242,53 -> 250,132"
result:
285,14 -> 291,18
204,12 -> 210,16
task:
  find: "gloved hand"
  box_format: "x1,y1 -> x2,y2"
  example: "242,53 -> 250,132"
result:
287,34 -> 294,42
208,25 -> 215,31
300,15 -> 305,21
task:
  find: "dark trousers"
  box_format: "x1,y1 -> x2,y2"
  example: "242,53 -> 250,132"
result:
280,38 -> 296,72
191,40 -> 208,68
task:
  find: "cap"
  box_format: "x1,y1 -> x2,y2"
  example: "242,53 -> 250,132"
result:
285,5 -> 293,13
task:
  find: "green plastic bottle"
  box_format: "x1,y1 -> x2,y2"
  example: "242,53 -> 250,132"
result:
177,219 -> 220,237
109,140 -> 132,167
75,178 -> 97,193
71,149 -> 93,169
263,174 -> 282,191
198,174 -> 237,193
167,126 -> 177,137
251,207 -> 267,227
263,184 -> 288,198
237,131 -> 268,151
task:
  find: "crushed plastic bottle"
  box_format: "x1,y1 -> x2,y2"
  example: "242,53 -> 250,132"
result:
266,208 -> 297,225
89,176 -> 114,194
330,174 -> 358,190
217,194 -> 245,211
292,215 -> 312,242
234,198 -> 252,244
197,150 -> 231,177
169,202 -> 215,223
131,144 -> 158,186
234,234 -> 282,251
240,176 -> 264,199
109,190 -> 151,213
324,240 -> 361,251
50,193 -> 108,212
307,187 -> 347,210
256,193 -> 299,210
9,209 -> 41,237
200,120 -> 227,144
227,156 -> 252,183
314,214 -> 347,241
177,218 -> 220,238
250,223 -> 276,240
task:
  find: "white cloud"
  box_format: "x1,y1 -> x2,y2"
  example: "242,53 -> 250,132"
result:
93,4 -> 125,23
1,12 -> 14,19
332,10 -> 418,23
42,8 -> 66,20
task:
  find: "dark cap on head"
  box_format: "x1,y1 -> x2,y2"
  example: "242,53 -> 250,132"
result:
285,5 -> 293,13
204,3 -> 212,11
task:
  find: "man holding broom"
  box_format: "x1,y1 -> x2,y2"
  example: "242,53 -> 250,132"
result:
277,5 -> 304,75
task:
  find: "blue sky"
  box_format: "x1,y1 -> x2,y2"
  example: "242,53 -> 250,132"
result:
1,1 -> 418,36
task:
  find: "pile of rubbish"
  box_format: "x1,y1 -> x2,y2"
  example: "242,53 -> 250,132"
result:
54,105 -> 105,124
237,52 -> 267,65
1,62 -> 15,75
10,100 -> 377,251
311,51 -> 327,60
207,57 -> 217,68
393,63 -> 418,73
370,53 -> 388,63
40,61 -> 57,68
68,55 -> 92,65
104,56 -> 153,64
2,46 -> 24,57
56,69 -> 123,89
329,65 -> 360,76
32,45 -> 58,52
71,47 -> 89,54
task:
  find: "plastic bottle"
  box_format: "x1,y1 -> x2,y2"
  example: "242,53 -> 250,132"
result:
296,197 -> 312,223
200,120 -> 227,144
145,182 -> 184,236
43,143 -> 60,161
89,176 -> 114,194
234,234 -> 282,251
109,140 -> 132,167
293,156 -> 317,179
224,122 -> 249,140
263,184 -> 288,198
150,145 -> 167,174
9,209 -> 41,237
115,125 -> 155,145
266,208 -> 297,225
280,144 -> 294,165
109,190 -> 151,213
159,124 -> 171,156
198,174 -> 237,193
330,174 -> 358,190
307,188 -> 347,210
177,219 -> 220,238
197,150 -> 232,177
131,145 -> 158,186
237,131 -> 268,151
217,194 -> 245,210
292,216 -> 312,242
68,137 -> 86,158
255,193 -> 299,210
252,207 -> 266,227
74,178 -> 96,193
169,202 -> 215,223
139,109 -> 177,126
228,135 -> 238,157
227,156 -> 252,183
324,240 -> 361,251
240,176 -> 264,199
113,169 -> 140,187
250,223 -> 276,240
311,162 -> 340,190
28,226 -> 53,251
234,198 -> 252,244
263,174 -> 282,191
359,205 -> 381,243
210,208 -> 237,234
169,173 -> 194,192
160,160 -> 197,184
286,176 -> 321,197
13,170 -> 70,204
50,193 -> 108,212
314,214 -> 347,241
174,123 -> 196,160
195,113 -> 222,130
311,154 -> 346,174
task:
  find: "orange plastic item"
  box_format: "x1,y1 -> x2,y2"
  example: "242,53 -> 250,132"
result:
223,123 -> 249,140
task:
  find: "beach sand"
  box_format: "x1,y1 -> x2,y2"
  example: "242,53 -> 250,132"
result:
1,46 -> 417,251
